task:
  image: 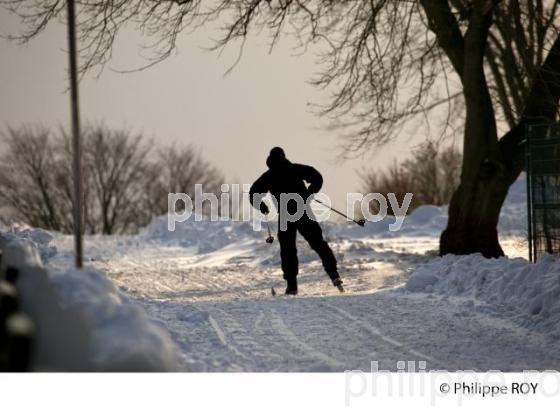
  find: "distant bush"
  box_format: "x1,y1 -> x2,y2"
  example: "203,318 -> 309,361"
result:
0,125 -> 224,234
361,141 -> 462,215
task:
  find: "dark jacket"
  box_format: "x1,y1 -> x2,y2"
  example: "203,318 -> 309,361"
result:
249,158 -> 323,213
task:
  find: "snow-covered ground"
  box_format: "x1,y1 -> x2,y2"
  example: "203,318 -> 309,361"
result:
0,229 -> 180,371
43,177 -> 560,371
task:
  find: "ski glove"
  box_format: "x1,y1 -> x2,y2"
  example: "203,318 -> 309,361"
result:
304,187 -> 317,201
260,202 -> 270,215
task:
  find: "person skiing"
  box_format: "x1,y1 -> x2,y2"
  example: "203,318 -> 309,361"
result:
249,147 -> 344,295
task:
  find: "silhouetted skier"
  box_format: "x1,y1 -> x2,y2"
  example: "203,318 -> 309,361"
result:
250,147 -> 343,295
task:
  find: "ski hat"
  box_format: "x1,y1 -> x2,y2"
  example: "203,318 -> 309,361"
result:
266,147 -> 286,169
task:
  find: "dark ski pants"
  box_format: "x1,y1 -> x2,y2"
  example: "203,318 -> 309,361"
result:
278,216 -> 339,282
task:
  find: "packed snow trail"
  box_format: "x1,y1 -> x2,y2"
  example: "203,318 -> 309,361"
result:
131,274 -> 560,372
44,178 -> 560,371
47,230 -> 560,372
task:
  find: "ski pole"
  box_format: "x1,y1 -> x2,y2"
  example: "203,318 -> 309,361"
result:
265,219 -> 274,243
313,198 -> 366,227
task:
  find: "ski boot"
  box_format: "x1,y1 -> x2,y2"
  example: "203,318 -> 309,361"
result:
285,278 -> 298,295
332,278 -> 345,293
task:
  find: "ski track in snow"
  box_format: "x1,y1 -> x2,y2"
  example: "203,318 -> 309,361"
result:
47,231 -> 560,372
41,178 -> 560,371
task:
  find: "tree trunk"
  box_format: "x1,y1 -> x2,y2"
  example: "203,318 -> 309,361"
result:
440,2 -> 504,257
440,33 -> 560,257
439,135 -> 520,257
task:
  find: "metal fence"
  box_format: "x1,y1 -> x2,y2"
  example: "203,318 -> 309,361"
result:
526,123 -> 560,261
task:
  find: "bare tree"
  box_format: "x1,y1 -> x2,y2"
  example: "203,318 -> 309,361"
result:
362,141 -> 462,214
0,126 -> 68,231
3,0 -> 560,255
362,162 -> 415,216
404,141 -> 462,207
81,126 -> 153,234
0,125 -> 224,234
146,144 -> 224,216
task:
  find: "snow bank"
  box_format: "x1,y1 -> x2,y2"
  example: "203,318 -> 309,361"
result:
143,215 -> 262,253
141,214 -> 348,266
50,266 -> 181,371
0,227 -> 57,262
1,229 -> 182,371
405,253 -> 560,337
1,237 -> 44,269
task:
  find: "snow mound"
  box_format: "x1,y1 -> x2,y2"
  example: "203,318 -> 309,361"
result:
1,228 -> 183,371
50,266 -> 182,371
405,264 -> 439,292
142,214 -> 262,253
0,227 -> 57,262
0,238 -> 44,269
406,253 -> 560,336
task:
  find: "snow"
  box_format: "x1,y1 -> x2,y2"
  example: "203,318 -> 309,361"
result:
0,227 -> 57,265
1,238 -> 44,269
49,266 -> 181,371
11,175 -> 560,371
405,253 -> 560,338
0,230 -> 181,371
405,265 -> 440,292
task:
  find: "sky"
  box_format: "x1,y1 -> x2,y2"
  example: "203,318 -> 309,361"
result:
0,9 -> 425,210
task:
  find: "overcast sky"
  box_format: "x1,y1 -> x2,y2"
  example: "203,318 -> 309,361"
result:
0,10 -> 424,210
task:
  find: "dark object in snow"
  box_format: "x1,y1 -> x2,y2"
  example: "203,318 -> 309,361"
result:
285,278 -> 298,295
270,285 -> 298,296
0,281 -> 18,320
265,220 -> 274,244
333,278 -> 345,293
0,280 -> 35,371
270,281 -> 298,296
250,147 -> 342,292
4,267 -> 19,284
4,313 -> 35,371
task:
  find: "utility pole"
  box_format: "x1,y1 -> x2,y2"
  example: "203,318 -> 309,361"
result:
65,0 -> 83,268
